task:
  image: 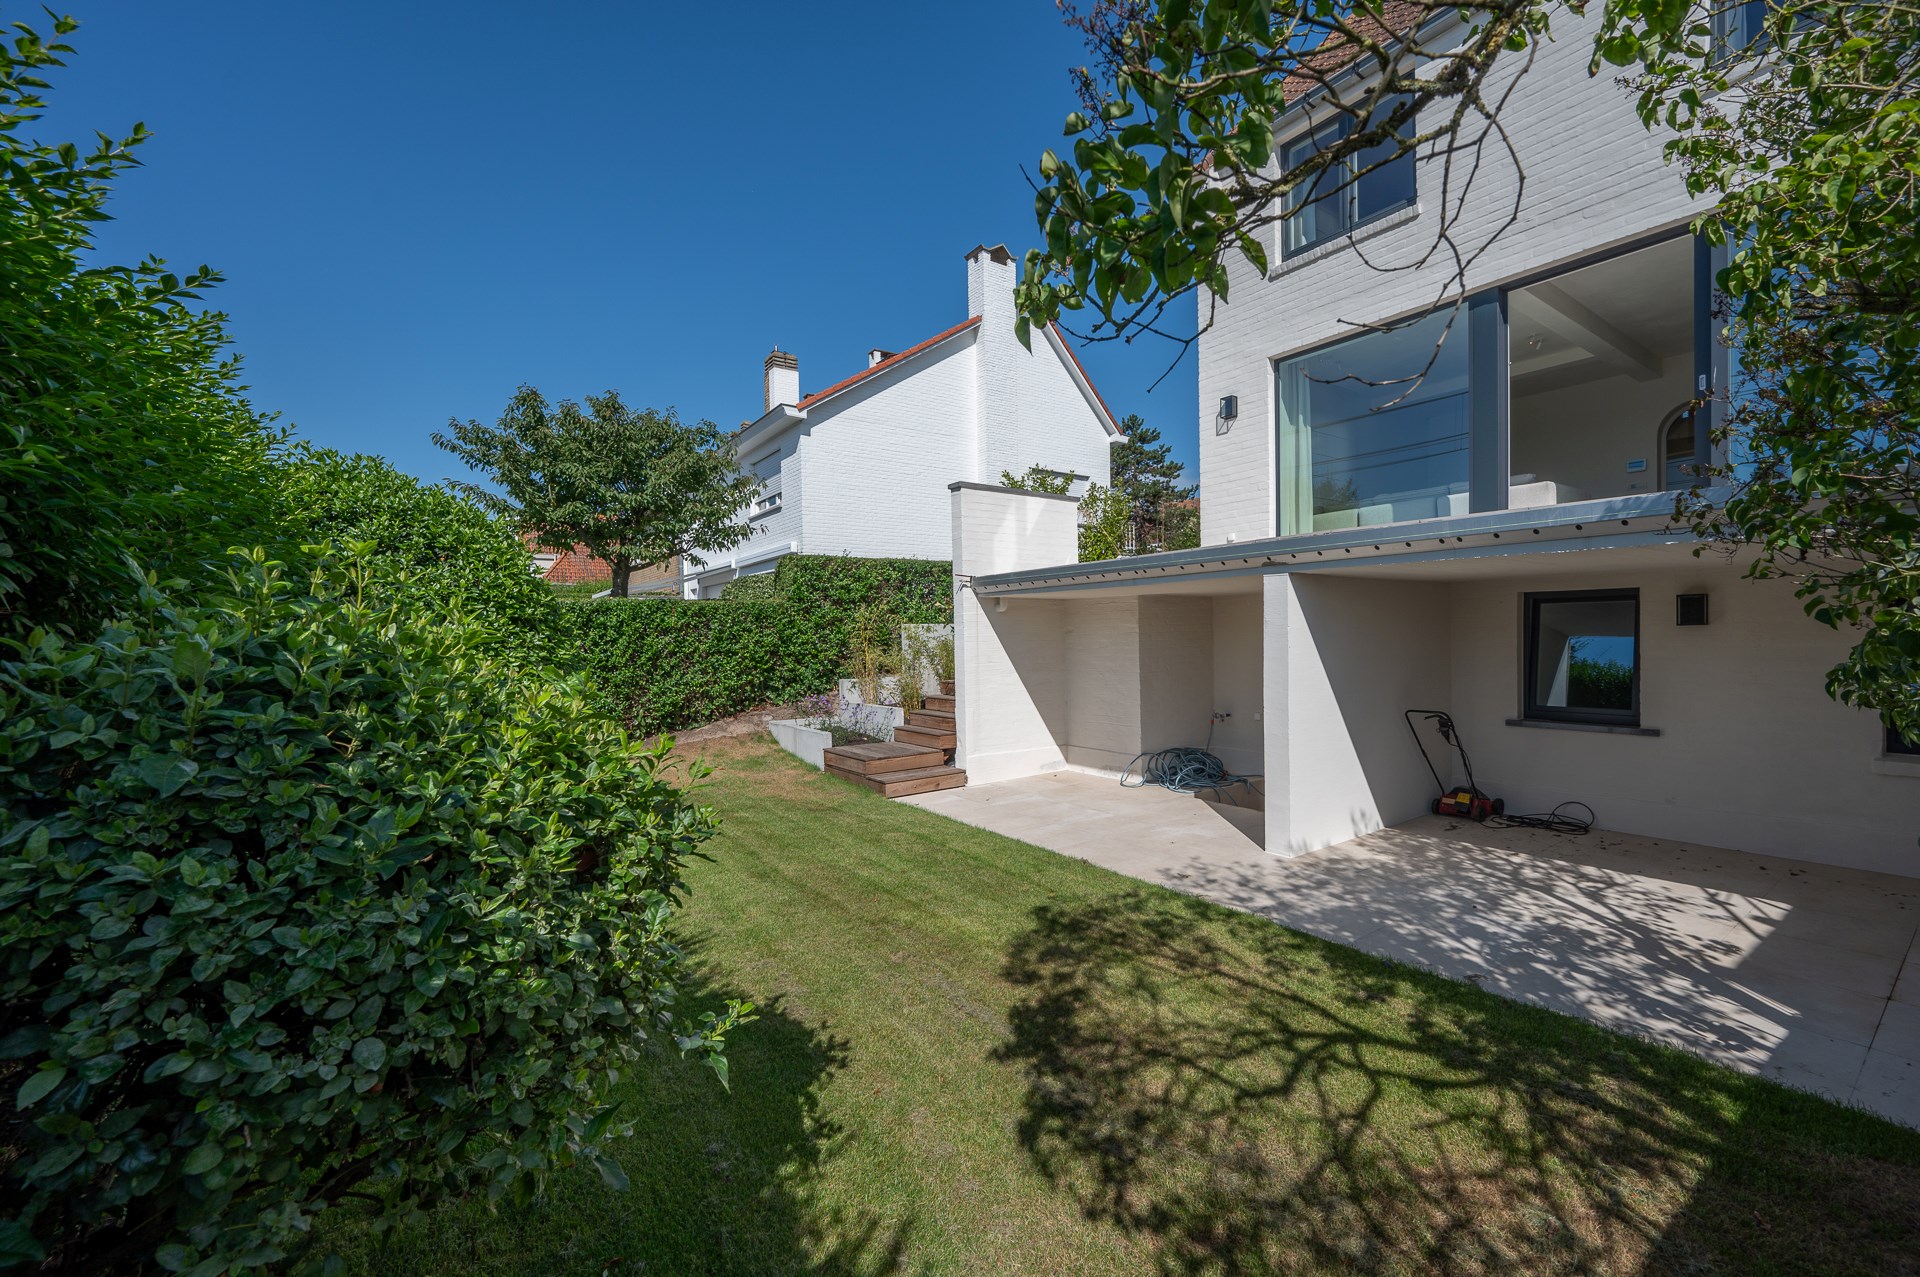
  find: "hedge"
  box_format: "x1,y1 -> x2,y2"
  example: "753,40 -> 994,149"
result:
568,554 -> 952,735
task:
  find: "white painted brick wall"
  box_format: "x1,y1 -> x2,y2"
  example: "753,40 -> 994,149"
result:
1199,9 -> 1714,546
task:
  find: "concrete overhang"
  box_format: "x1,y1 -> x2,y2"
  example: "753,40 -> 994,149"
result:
971,489 -> 1724,598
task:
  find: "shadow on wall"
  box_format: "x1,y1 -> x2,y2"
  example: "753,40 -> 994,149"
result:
331,954 -> 914,1277
1288,575 -> 1457,851
992,886 -> 1920,1277
983,597 -> 1071,752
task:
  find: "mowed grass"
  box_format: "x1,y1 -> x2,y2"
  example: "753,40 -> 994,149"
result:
329,736 -> 1920,1276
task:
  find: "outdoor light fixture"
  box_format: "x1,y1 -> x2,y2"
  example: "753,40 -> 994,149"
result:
1219,394 -> 1239,420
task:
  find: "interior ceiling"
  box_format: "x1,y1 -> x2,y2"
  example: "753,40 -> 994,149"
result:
1509,237 -> 1693,393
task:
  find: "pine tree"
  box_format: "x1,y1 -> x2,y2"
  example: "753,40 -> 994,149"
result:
1110,414 -> 1196,511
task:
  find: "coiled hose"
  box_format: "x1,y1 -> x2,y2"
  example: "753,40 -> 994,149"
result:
1120,747 -> 1254,804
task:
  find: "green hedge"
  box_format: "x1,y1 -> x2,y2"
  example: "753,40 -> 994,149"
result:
569,555 -> 952,735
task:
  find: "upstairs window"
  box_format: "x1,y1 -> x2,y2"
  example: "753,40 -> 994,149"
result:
1712,0 -> 1770,62
1281,95 -> 1417,256
1661,404 -> 1698,491
749,452 -> 782,515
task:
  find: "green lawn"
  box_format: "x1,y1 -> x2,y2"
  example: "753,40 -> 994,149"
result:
329,736 -> 1920,1276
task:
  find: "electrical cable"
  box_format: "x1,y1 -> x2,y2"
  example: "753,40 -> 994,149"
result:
1487,802 -> 1595,835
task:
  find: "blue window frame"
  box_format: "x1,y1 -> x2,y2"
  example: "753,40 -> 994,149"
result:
1281,96 -> 1417,256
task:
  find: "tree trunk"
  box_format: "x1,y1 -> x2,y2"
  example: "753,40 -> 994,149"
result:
611,559 -> 633,598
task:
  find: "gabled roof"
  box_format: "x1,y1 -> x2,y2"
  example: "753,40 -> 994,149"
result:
798,317 -> 983,409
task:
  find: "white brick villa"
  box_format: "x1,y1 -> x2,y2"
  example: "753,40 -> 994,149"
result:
946,7 -> 1919,878
681,246 -> 1122,598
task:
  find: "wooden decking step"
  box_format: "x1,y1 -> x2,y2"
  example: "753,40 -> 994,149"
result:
892,724 -> 957,750
822,740 -> 944,776
923,694 -> 955,713
907,708 -> 955,729
826,763 -> 968,798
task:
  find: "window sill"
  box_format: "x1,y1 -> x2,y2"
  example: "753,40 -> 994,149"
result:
1505,718 -> 1661,738
1870,756 -> 1920,779
1271,203 -> 1422,277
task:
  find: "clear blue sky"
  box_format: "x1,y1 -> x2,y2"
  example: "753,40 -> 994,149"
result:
39,1 -> 1200,489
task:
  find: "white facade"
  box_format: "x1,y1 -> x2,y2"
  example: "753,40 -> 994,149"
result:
951,11 -> 1919,880
684,245 -> 1121,597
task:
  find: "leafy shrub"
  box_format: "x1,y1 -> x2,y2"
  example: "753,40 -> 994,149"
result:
278,447 -> 565,670
566,556 -> 952,735
0,20 -> 282,642
564,598 -> 838,735
718,571 -> 783,603
769,555 -> 951,629
0,553 -> 741,1274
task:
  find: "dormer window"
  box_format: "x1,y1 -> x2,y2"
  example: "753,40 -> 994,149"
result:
1280,95 -> 1417,256
1712,0 -> 1769,62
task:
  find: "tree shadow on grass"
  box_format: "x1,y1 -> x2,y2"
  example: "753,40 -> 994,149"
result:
994,885 -> 1920,1277
331,942 -> 913,1277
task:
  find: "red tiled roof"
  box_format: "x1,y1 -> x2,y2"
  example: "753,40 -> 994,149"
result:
796,316 -> 982,409
789,314 -> 1119,436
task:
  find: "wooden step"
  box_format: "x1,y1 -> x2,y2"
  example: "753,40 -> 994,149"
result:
821,740 -> 944,776
826,763 -> 967,798
907,708 -> 954,729
923,694 -> 955,713
892,724 -> 957,750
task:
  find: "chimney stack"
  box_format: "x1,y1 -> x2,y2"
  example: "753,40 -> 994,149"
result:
764,347 -> 799,411
965,243 -> 1016,325
867,348 -> 895,368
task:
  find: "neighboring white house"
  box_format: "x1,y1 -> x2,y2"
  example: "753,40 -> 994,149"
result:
950,6 -> 1920,879
680,245 -> 1123,598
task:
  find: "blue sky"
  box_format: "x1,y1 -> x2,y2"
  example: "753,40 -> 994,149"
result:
38,2 -> 1200,489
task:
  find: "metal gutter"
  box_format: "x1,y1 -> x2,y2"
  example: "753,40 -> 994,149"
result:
972,489 -> 1718,595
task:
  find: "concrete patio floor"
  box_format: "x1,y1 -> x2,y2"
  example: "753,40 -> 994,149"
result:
903,769 -> 1920,1128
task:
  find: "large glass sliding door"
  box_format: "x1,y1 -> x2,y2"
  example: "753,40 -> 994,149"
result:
1275,310 -> 1470,534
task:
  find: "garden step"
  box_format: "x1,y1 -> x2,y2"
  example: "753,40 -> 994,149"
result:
825,763 -> 968,798
923,694 -> 955,713
907,708 -> 955,729
822,740 -> 945,776
892,724 -> 957,750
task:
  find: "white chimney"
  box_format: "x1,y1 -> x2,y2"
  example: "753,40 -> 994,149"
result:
867,348 -> 895,367
764,347 -> 799,411
965,243 -> 1016,325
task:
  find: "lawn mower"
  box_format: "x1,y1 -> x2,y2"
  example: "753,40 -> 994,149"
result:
1404,709 -> 1504,821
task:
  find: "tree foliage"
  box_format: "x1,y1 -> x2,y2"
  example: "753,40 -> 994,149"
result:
1110,414 -> 1195,510
0,15 -> 282,642
434,388 -> 758,598
1014,0 -> 1559,353
1600,1 -> 1920,734
0,552 -> 743,1274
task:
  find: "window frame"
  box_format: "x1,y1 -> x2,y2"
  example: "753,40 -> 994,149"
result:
1885,721 -> 1920,759
1279,96 -> 1418,257
1522,588 -> 1643,727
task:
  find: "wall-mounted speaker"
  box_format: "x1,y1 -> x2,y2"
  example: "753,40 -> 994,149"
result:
1676,593 -> 1709,626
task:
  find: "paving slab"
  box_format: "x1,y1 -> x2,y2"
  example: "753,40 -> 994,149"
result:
904,768 -> 1920,1128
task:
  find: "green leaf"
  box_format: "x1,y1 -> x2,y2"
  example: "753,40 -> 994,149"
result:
352,1038 -> 387,1073
182,1142 -> 223,1175
153,1243 -> 195,1273
135,752 -> 198,797
16,1066 -> 65,1109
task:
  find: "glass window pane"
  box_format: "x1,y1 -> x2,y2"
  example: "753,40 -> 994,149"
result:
1530,595 -> 1637,718
1276,310 -> 1470,532
1354,96 -> 1416,222
1282,120 -> 1351,254
1662,407 -> 1696,490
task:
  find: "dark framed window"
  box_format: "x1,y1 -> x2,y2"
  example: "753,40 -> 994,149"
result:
1281,96 -> 1417,256
1712,0 -> 1770,63
1524,589 -> 1641,725
1886,721 -> 1920,758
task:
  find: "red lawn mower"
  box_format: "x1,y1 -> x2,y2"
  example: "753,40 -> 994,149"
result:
1405,709 -> 1505,822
